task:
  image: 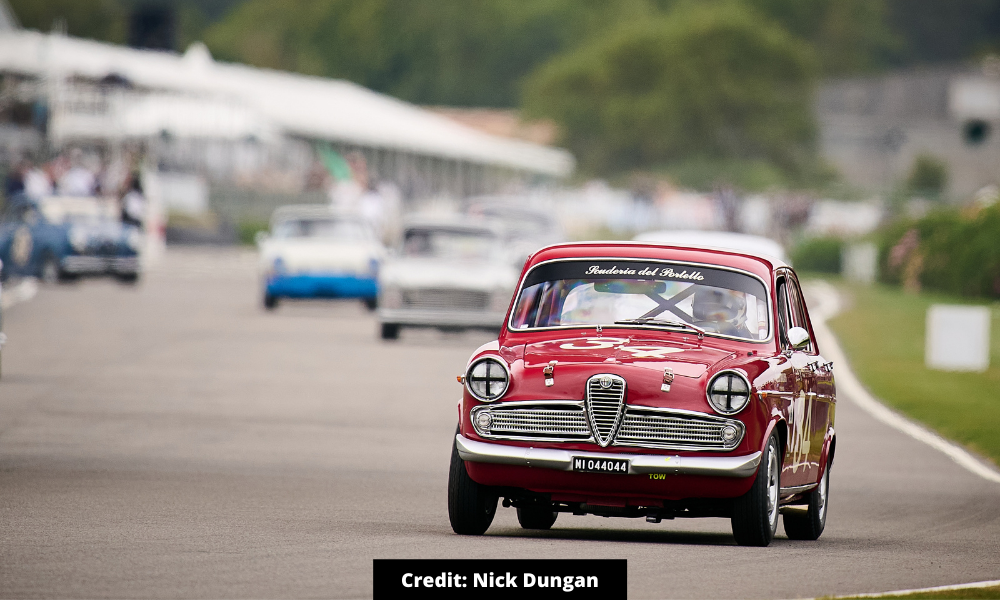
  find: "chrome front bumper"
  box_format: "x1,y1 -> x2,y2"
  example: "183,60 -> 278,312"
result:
456,435 -> 761,478
62,255 -> 140,274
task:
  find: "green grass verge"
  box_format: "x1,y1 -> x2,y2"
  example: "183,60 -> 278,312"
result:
827,283 -> 1000,467
825,584 -> 1000,599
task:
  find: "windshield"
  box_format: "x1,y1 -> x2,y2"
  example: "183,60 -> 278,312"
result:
273,217 -> 370,241
509,260 -> 770,341
402,227 -> 499,260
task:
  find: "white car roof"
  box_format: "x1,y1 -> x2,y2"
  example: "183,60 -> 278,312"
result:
632,230 -> 789,266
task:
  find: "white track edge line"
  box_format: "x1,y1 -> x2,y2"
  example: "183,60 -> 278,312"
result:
824,578 -> 1000,598
804,280 -> 1000,484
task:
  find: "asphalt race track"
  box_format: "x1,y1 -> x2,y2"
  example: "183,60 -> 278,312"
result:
1,248 -> 999,599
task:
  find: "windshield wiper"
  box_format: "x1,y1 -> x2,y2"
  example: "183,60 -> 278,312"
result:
613,318 -> 705,339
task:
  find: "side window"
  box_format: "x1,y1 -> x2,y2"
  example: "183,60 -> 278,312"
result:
786,276 -> 814,353
776,276 -> 790,349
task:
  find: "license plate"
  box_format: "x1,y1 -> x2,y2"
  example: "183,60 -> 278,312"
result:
573,457 -> 630,474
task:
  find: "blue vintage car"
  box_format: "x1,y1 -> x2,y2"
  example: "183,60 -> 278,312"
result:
0,194 -> 141,283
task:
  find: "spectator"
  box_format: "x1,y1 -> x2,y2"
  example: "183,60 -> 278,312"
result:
57,149 -> 97,196
4,159 -> 28,197
23,162 -> 53,199
120,173 -> 146,229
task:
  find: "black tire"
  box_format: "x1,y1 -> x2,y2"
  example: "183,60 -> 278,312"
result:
516,505 -> 558,530
263,294 -> 278,310
380,323 -> 399,340
39,255 -> 60,285
732,433 -> 780,547
362,297 -> 377,311
448,434 -> 498,535
783,460 -> 830,541
116,272 -> 139,285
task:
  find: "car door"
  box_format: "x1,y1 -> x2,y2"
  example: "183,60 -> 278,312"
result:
787,273 -> 834,479
774,273 -> 811,487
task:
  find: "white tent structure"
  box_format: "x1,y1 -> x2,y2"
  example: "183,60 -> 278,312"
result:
0,29 -> 574,201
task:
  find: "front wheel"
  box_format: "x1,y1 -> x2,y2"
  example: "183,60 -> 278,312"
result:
263,294 -> 278,310
39,255 -> 60,284
380,323 -> 399,340
732,433 -> 780,546
783,459 -> 830,540
362,297 -> 377,311
448,434 -> 497,535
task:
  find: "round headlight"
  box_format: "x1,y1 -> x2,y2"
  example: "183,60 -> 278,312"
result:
465,357 -> 509,402
69,227 -> 88,252
707,371 -> 751,415
126,229 -> 143,251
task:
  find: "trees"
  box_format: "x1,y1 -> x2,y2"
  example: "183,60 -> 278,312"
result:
521,2 -> 816,176
202,0 -> 659,107
9,0 -> 126,42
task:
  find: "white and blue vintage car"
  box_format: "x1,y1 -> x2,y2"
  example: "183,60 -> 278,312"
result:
256,205 -> 385,310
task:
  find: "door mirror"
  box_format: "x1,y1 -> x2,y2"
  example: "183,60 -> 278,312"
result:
788,326 -> 811,351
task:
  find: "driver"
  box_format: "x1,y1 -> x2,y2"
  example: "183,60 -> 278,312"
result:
691,287 -> 750,337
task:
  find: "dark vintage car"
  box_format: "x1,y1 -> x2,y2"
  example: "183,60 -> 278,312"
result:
449,241 -> 836,546
0,195 -> 141,284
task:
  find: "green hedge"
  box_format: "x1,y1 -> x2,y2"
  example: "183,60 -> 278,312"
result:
237,220 -> 270,246
878,202 -> 1000,298
790,237 -> 843,274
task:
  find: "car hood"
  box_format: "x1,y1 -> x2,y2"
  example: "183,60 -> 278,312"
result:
72,220 -> 130,241
380,257 -> 519,290
522,332 -> 733,377
501,330 -> 743,412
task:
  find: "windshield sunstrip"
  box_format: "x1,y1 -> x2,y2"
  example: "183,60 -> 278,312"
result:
508,259 -> 771,342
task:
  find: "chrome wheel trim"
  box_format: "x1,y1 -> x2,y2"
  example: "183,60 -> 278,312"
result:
766,440 -> 779,529
817,466 -> 829,522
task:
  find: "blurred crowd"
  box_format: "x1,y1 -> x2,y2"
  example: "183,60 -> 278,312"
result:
322,152 -> 402,243
4,149 -> 146,228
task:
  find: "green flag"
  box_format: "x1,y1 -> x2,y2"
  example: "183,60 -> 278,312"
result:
316,142 -> 353,181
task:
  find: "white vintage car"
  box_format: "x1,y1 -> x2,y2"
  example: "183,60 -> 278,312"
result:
256,206 -> 385,310
376,215 -> 520,339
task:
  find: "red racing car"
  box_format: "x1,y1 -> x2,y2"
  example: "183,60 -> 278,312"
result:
449,241 -> 836,546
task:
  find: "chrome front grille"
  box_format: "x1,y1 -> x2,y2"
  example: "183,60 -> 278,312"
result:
585,375 -> 626,447
403,288 -> 489,311
472,403 -> 590,439
472,400 -> 745,451
616,409 -> 744,450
